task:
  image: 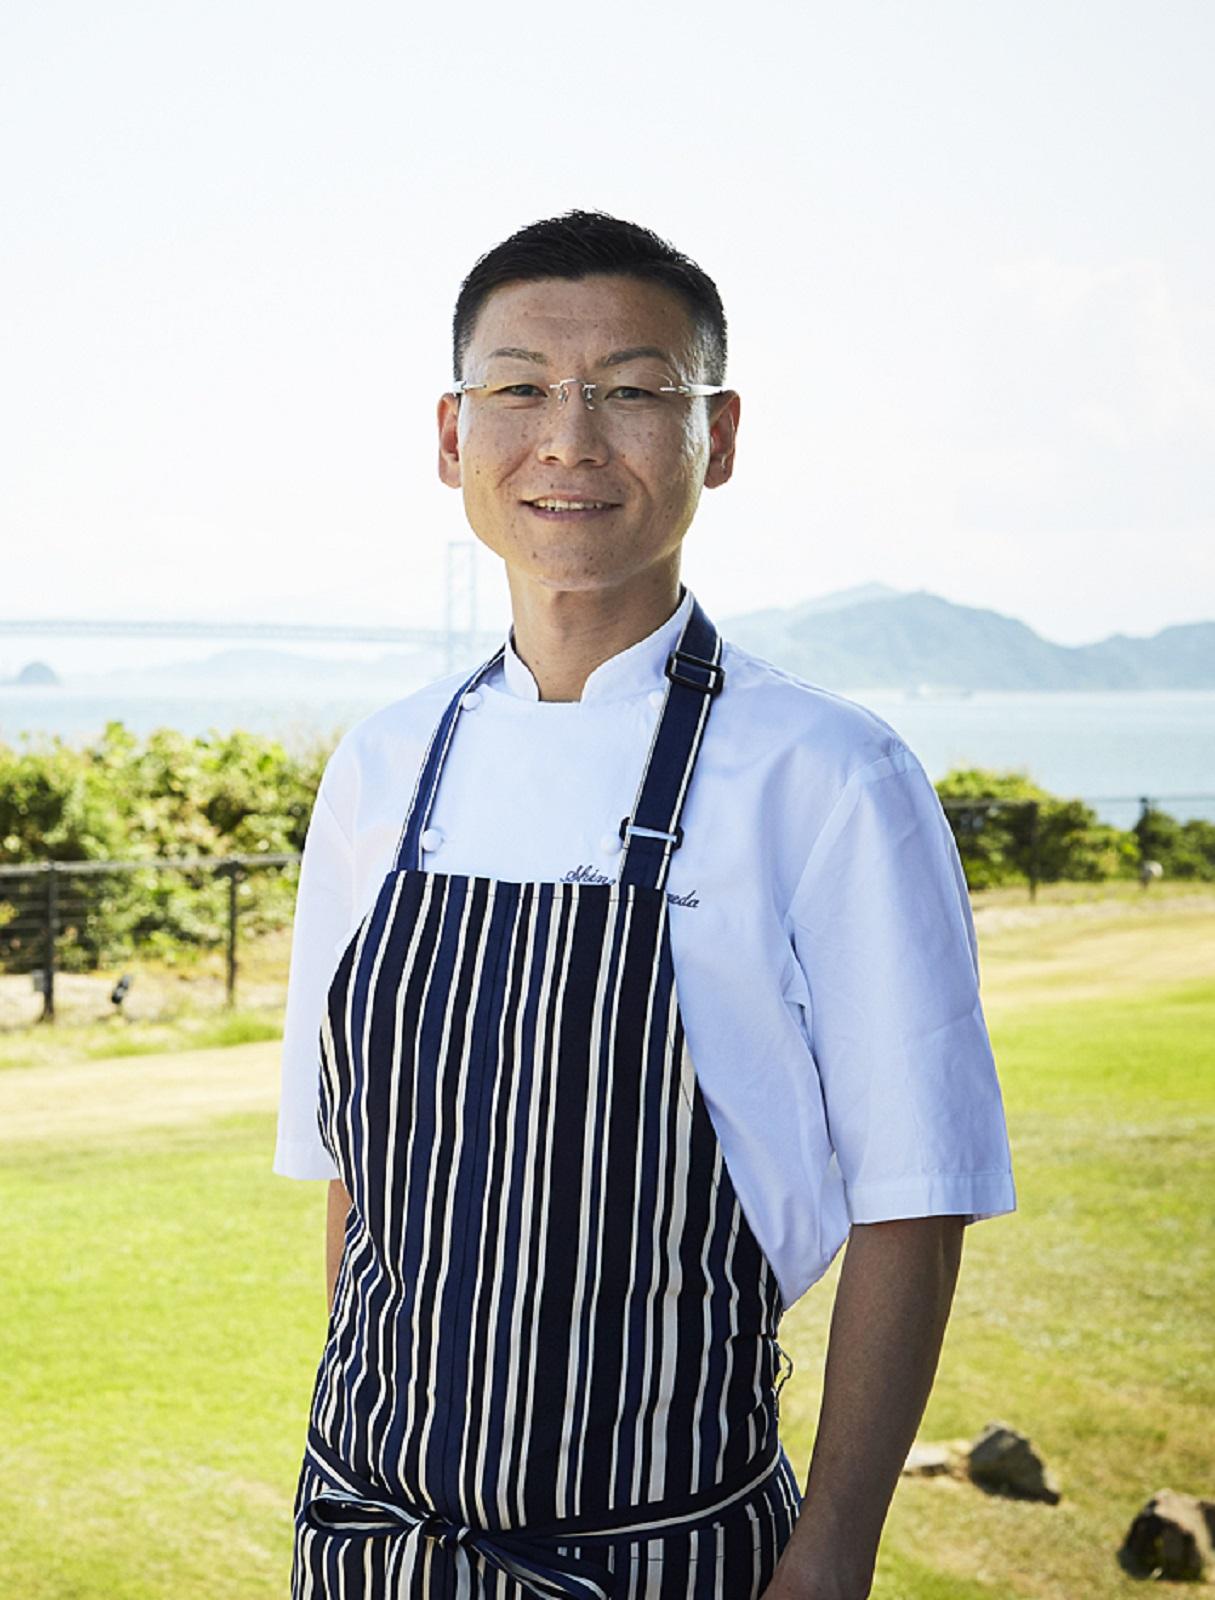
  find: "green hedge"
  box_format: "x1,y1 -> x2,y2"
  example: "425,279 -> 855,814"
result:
0,722 -> 325,864
0,724 -> 328,971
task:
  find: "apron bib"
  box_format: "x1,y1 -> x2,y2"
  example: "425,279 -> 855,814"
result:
292,601 -> 800,1599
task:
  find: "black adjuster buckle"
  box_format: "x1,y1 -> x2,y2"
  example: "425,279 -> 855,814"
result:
665,650 -> 724,697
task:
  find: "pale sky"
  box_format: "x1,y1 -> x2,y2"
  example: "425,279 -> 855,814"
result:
2,0 -> 1212,649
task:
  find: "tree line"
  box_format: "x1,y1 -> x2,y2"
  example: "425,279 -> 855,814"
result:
935,768 -> 1215,889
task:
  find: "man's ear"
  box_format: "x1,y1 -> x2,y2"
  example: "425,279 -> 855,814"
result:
705,391 -> 741,488
438,392 -> 462,488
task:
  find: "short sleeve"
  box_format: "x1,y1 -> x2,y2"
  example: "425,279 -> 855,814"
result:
272,766 -> 350,1181
788,747 -> 1016,1225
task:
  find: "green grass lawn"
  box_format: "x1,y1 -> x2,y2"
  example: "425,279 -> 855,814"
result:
0,1005 -> 284,1073
1,904 -> 1212,1598
1,1114 -> 324,1597
781,918 -> 1215,1600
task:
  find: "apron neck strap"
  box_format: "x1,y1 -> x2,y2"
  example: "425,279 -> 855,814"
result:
392,648 -> 505,873
392,596 -> 725,889
618,597 -> 724,894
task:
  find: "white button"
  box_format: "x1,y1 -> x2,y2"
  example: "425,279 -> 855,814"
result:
599,831 -> 622,855
460,690 -> 482,711
420,827 -> 445,853
648,689 -> 666,710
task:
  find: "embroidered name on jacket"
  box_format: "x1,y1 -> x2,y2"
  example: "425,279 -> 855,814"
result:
563,864 -> 700,908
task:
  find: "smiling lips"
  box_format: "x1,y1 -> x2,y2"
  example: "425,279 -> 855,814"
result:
525,497 -> 619,518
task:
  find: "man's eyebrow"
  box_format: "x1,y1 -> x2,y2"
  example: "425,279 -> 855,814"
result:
599,346 -> 675,368
484,347 -> 546,363
482,345 -> 677,368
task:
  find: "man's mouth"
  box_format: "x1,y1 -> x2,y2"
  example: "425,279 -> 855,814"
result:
524,498 -> 619,517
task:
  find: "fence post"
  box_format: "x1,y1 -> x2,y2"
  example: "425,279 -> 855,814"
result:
41,864 -> 58,1023
1135,796 -> 1152,858
1026,801 -> 1040,903
225,861 -> 239,1009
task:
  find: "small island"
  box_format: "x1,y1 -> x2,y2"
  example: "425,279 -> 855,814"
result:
5,660 -> 61,688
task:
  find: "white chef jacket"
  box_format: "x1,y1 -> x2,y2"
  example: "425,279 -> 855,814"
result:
274,588 -> 1016,1309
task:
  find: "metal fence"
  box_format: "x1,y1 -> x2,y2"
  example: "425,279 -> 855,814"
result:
1,792 -> 1210,1027
0,853 -> 298,1026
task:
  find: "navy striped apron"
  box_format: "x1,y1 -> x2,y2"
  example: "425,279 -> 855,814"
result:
293,600 -> 801,1598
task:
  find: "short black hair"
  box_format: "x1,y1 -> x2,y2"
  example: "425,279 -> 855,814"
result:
452,210 -> 727,385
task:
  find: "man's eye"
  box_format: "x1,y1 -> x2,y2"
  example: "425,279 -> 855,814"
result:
491,383 -> 545,399
607,385 -> 659,402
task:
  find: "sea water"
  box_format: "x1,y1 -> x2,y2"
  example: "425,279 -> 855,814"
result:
1,684 -> 1213,829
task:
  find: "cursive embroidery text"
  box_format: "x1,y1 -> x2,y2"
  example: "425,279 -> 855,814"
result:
562,865 -> 700,908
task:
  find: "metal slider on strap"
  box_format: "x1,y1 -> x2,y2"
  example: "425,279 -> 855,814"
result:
619,818 -> 684,849
664,650 -> 724,696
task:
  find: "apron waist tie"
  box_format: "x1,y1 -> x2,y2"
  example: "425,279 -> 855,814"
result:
302,1425 -> 781,1600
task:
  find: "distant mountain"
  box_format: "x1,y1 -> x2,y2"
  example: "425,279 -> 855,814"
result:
61,591 -> 1214,696
724,583 -> 901,634
721,589 -> 1215,691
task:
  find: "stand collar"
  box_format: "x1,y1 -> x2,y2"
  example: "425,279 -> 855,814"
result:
500,588 -> 695,704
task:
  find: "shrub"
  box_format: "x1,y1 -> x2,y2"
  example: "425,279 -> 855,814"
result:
936,768 -> 1140,889
0,724 -> 334,970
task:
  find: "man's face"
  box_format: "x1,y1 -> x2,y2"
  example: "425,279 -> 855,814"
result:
437,275 -> 739,595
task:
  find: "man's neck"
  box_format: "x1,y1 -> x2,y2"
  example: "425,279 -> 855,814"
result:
505,564 -> 683,703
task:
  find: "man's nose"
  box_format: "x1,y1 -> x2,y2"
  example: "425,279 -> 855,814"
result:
536,384 -> 610,466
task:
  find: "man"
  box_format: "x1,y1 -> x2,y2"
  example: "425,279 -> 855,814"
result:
275,210 -> 1016,1600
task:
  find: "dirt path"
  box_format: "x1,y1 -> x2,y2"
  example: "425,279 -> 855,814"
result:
978,895 -> 1215,1014
972,885 -> 1215,935
0,1040 -> 281,1146
4,891 -> 1212,1148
